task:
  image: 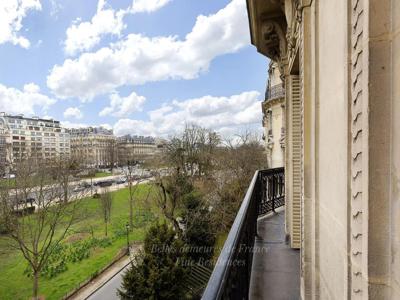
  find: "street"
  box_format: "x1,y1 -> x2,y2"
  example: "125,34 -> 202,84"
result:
86,264 -> 129,300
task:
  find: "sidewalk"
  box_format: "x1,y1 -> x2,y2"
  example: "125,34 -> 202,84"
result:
69,244 -> 141,300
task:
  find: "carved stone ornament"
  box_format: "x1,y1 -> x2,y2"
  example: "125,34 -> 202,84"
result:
261,20 -> 287,63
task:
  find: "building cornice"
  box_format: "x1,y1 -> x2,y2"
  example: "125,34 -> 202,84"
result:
262,96 -> 285,114
247,0 -> 287,74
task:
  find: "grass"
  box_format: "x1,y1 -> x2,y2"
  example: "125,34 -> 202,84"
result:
0,178 -> 16,187
0,184 -> 161,300
81,171 -> 113,179
213,232 -> 228,261
94,171 -> 113,178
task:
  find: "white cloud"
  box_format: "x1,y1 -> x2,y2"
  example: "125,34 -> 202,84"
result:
49,0 -> 249,100
49,0 -> 62,19
64,0 -> 172,56
0,83 -> 56,115
63,107 -> 83,119
64,0 -> 126,56
0,0 -> 41,48
113,91 -> 262,137
99,91 -> 146,117
60,120 -> 88,129
130,0 -> 172,13
99,123 -> 112,130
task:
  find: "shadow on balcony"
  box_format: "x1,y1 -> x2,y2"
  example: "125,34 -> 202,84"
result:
202,167 -> 300,300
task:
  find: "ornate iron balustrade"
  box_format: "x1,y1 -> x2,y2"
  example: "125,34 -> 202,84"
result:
258,168 -> 285,215
202,167 -> 285,300
265,83 -> 285,101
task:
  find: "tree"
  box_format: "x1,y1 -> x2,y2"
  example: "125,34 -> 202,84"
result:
118,223 -> 187,300
153,172 -> 193,236
123,159 -> 145,230
0,159 -> 84,300
105,138 -> 117,171
99,189 -> 113,236
52,158 -> 80,203
210,130 -> 268,231
181,192 -> 216,262
165,124 -> 220,177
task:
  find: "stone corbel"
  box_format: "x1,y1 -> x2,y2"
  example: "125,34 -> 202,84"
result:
261,18 -> 287,76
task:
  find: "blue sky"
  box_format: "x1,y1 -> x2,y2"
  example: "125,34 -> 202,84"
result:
0,0 -> 269,138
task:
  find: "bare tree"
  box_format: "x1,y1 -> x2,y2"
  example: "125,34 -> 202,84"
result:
99,189 -> 113,236
52,158 -> 80,203
121,152 -> 146,230
153,172 -> 193,236
106,138 -> 117,171
166,124 -> 220,177
0,158 -> 84,300
208,130 -> 267,230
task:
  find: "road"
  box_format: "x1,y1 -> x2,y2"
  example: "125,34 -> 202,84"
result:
10,174 -> 153,212
86,264 -> 130,300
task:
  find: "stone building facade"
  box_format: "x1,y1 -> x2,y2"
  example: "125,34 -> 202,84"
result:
0,113 -> 70,171
248,0 -> 400,299
117,135 -> 157,165
262,61 -> 285,168
69,127 -> 116,168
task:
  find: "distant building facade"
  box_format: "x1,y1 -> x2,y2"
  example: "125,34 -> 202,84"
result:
0,113 -> 70,172
262,61 -> 285,168
69,127 -> 116,167
117,135 -> 157,164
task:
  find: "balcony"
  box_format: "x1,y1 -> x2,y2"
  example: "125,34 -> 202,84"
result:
265,83 -> 285,101
202,167 -> 299,299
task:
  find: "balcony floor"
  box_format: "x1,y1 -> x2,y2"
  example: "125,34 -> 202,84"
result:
249,209 -> 300,300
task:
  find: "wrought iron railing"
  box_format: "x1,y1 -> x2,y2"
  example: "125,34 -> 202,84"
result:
265,83 -> 285,101
202,167 -> 285,300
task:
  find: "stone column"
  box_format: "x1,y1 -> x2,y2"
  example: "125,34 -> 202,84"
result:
301,2 -> 320,299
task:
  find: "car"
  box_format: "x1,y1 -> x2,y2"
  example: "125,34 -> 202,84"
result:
17,198 -> 35,206
116,177 -> 127,184
3,174 -> 15,179
79,182 -> 92,189
98,181 -> 113,187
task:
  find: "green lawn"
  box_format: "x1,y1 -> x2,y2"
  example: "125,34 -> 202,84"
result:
94,171 -> 113,178
213,232 -> 228,261
0,184 -> 161,300
0,178 -> 16,187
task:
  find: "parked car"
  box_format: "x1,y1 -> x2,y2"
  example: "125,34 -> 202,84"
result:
116,177 -> 127,184
17,197 -> 35,206
98,181 -> 113,187
80,182 -> 92,189
3,174 -> 15,179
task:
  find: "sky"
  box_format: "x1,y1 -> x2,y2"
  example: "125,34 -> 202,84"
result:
0,0 -> 269,138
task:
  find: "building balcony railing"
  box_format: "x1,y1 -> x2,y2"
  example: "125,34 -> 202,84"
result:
265,83 -> 285,101
202,167 -> 285,299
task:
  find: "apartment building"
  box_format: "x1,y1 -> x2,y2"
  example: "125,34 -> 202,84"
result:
262,61 -> 285,168
204,1 -> 400,299
117,135 -> 157,165
0,113 -> 70,171
69,127 -> 116,167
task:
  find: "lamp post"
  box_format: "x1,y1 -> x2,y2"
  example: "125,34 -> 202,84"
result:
126,222 -> 130,256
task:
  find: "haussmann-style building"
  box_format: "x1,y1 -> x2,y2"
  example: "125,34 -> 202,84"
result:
262,61 -> 285,168
202,1 -> 400,300
69,127 -> 116,168
117,135 -> 157,165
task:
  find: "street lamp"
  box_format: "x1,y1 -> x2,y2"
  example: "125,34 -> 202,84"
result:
126,222 -> 130,256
